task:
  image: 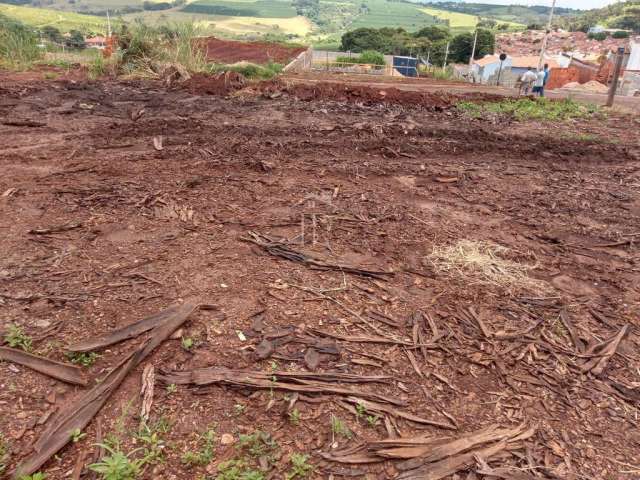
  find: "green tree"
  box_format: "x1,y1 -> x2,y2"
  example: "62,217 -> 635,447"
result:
41,25 -> 62,43
413,25 -> 450,42
477,18 -> 496,29
449,28 -> 495,64
65,29 -> 85,49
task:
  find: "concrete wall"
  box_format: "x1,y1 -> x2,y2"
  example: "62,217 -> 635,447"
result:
284,48 -> 313,73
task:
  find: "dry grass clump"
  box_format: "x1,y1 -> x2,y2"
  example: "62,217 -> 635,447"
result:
427,240 -> 548,293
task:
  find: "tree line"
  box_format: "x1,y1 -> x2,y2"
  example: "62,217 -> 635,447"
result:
340,26 -> 495,66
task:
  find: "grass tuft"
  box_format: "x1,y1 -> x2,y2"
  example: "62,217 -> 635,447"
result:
0,13 -> 41,69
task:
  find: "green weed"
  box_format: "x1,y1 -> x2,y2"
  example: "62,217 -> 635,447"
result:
71,428 -> 86,443
206,61 -> 283,80
182,427 -> 216,467
457,98 -> 600,121
66,351 -> 100,367
166,383 -> 177,394
354,403 -> 366,420
4,324 -> 32,351
0,14 -> 41,69
285,453 -> 314,479
330,416 -> 352,439
89,443 -> 148,480
237,431 -> 277,459
234,403 -> 247,416
288,408 -> 301,426
181,337 -> 194,351
366,415 -> 380,427
136,422 -> 167,465
88,54 -> 106,80
216,459 -> 264,480
18,473 -> 47,480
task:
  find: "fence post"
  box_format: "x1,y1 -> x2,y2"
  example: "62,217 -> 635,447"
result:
606,47 -> 625,108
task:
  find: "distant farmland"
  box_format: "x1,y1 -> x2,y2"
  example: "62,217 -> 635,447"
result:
182,0 -> 297,18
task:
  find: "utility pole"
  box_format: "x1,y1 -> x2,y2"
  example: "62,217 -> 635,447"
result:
443,41 -> 450,69
469,27 -> 478,67
107,10 -> 112,38
538,0 -> 557,70
606,47 -> 626,107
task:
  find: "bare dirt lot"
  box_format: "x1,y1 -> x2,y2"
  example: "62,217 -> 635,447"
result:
1,72 -> 640,480
198,37 -> 307,65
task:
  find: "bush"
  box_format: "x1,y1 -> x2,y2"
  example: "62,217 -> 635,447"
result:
0,13 -> 41,69
612,30 -> 630,38
336,50 -> 384,65
208,61 -> 282,79
588,32 -> 608,41
457,98 -> 600,121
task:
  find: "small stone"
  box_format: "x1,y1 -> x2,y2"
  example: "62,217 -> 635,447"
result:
220,433 -> 234,445
34,319 -> 51,328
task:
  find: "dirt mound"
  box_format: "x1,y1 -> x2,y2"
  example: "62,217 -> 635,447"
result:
561,80 -> 609,93
183,71 -> 246,95
259,80 -> 503,109
197,37 -> 306,65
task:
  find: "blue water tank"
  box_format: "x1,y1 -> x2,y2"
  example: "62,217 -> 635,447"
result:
393,56 -> 418,77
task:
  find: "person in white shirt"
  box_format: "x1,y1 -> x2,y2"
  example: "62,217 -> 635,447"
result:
533,69 -> 546,97
520,67 -> 537,95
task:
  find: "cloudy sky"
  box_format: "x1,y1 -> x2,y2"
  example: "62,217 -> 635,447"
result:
457,0 -> 620,9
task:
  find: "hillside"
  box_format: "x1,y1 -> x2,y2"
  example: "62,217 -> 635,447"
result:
562,1 -> 640,32
0,0 -> 529,46
0,3 -> 107,32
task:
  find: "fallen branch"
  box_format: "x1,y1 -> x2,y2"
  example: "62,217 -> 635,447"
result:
0,347 -> 87,386
13,301 -> 203,478
241,231 -> 393,279
28,222 -> 83,235
158,366 -> 404,406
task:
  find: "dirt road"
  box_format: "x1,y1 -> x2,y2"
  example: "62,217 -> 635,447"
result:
1,74 -> 639,480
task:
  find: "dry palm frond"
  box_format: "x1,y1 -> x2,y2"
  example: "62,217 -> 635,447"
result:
427,240 -> 548,293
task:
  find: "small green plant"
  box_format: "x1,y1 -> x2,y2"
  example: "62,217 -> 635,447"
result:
166,383 -> 177,394
237,431 -> 277,459
234,403 -> 246,416
366,415 -> 380,427
136,422 -> 166,465
89,443 -> 147,480
355,403 -> 366,420
285,453 -> 314,479
88,54 -> 106,80
288,408 -> 300,426
66,351 -> 100,367
18,473 -> 47,480
181,337 -> 194,351
0,434 -> 9,475
216,459 -> 265,480
182,427 -> 216,467
71,428 -> 87,443
4,324 -> 32,351
330,416 -> 352,439
43,72 -> 58,80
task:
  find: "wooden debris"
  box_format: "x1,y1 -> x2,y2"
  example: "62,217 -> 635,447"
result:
241,231 -> 393,279
67,304 -> 196,352
13,301 -> 202,478
559,309 -> 584,352
580,325 -> 629,376
311,328 -> 422,346
28,221 -> 83,235
344,397 -> 456,430
0,347 -> 87,386
140,364 -> 155,422
2,120 -> 46,127
158,367 -> 403,406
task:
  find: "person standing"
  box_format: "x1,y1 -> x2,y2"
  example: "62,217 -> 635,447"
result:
520,67 -> 537,95
533,68 -> 546,97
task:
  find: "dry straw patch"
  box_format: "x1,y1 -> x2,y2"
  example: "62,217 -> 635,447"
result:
427,240 -> 549,294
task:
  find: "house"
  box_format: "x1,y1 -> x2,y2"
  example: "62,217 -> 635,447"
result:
86,36 -> 107,49
471,54 -> 512,83
622,40 -> 640,95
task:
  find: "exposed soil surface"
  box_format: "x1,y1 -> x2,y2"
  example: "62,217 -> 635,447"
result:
198,37 -> 307,65
1,73 -> 640,480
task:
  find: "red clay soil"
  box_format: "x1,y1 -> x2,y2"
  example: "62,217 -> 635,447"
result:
197,36 -> 306,65
1,73 -> 640,480
184,71 -> 246,95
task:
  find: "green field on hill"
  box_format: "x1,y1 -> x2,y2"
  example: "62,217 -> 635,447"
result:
0,3 -> 108,32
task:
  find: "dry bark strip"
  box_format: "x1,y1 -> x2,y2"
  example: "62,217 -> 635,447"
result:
242,231 -> 393,279
67,304 -> 191,352
0,347 -> 87,386
13,301 -> 202,479
580,325 -> 629,376
344,397 -> 456,430
28,222 -> 83,235
159,367 -> 404,406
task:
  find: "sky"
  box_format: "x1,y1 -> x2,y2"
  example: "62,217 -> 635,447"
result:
453,0 -> 620,10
